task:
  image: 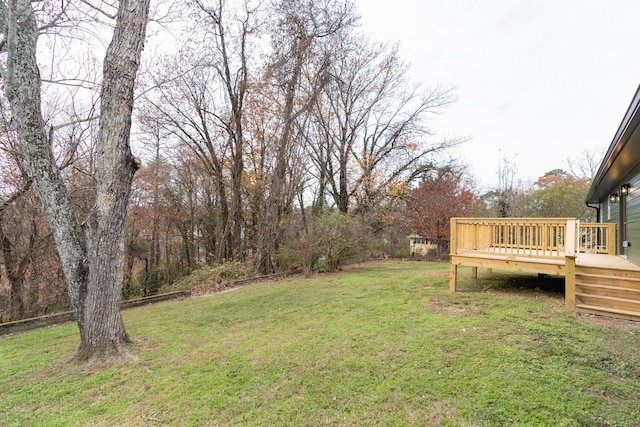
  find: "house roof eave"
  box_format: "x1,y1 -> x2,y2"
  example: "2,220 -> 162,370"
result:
586,84 -> 640,204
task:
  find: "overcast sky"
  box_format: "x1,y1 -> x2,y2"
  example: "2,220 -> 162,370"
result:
355,0 -> 640,190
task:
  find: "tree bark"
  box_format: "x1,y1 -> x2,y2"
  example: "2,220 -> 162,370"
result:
75,0 -> 151,361
3,0 -> 89,323
1,0 -> 150,362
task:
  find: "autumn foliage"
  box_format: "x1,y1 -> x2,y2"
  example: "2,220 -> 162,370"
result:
526,169 -> 593,219
407,167 -> 477,252
0,0 -> 459,324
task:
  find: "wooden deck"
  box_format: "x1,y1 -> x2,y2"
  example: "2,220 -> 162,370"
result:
450,218 -> 640,321
577,253 -> 640,270
454,249 -> 640,271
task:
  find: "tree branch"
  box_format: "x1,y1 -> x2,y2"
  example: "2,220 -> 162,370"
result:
0,176 -> 32,215
79,0 -> 117,20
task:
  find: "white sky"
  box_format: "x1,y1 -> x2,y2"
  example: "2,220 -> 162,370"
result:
355,0 -> 640,190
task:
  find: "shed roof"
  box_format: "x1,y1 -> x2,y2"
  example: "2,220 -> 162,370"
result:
586,84 -> 640,204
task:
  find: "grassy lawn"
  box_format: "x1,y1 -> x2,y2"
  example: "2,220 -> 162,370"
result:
1,261 -> 639,426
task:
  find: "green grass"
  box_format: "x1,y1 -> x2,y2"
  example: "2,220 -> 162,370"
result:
1,261 -> 639,426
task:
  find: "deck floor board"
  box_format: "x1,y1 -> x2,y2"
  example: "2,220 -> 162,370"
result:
454,249 -> 640,272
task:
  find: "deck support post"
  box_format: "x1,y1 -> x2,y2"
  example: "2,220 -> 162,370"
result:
564,219 -> 577,313
471,267 -> 478,279
565,255 -> 576,312
449,261 -> 458,292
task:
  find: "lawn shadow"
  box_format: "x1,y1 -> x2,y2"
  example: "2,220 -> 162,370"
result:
457,268 -> 565,297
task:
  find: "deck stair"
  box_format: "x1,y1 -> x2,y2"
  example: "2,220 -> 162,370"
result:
575,265 -> 640,321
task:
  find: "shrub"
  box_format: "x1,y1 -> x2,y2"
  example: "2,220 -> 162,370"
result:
275,214 -> 316,275
163,260 -> 257,294
277,211 -> 371,274
313,211 -> 369,272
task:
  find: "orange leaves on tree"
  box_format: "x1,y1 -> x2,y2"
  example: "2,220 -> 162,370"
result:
407,166 -> 477,243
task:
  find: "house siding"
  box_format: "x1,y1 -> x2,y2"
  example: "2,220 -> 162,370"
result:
585,84 -> 640,268
625,170 -> 640,265
601,164 -> 640,266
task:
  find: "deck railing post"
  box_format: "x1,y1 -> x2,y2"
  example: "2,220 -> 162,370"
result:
449,218 -> 458,292
450,218 -> 458,255
565,219 -> 576,258
609,223 -> 617,255
575,220 -> 580,261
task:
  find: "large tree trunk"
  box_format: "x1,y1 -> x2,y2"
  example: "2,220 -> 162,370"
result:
75,0 -> 151,361
3,0 -> 89,323
2,0 -> 150,362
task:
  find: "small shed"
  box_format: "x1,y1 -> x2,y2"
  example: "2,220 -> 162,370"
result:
408,235 -> 437,256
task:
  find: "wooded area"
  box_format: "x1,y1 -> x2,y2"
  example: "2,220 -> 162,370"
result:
0,0 -> 599,361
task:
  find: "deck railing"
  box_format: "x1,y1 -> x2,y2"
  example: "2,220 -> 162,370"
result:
450,218 -> 618,314
578,222 -> 616,254
450,218 -> 616,258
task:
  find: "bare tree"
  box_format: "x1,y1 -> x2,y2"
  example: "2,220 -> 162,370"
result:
305,34 -> 459,237
0,0 -> 150,361
493,154 -> 529,217
253,0 -> 357,273
142,55 -> 235,262
567,148 -> 605,180
139,0 -> 261,263
191,0 -> 257,260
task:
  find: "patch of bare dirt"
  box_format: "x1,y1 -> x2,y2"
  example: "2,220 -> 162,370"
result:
430,300 -> 483,316
425,400 -> 476,427
577,312 -> 640,333
425,271 -> 449,278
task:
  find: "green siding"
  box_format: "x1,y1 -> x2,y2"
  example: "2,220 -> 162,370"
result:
607,200 -> 620,224
596,164 -> 640,266
625,174 -> 640,265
